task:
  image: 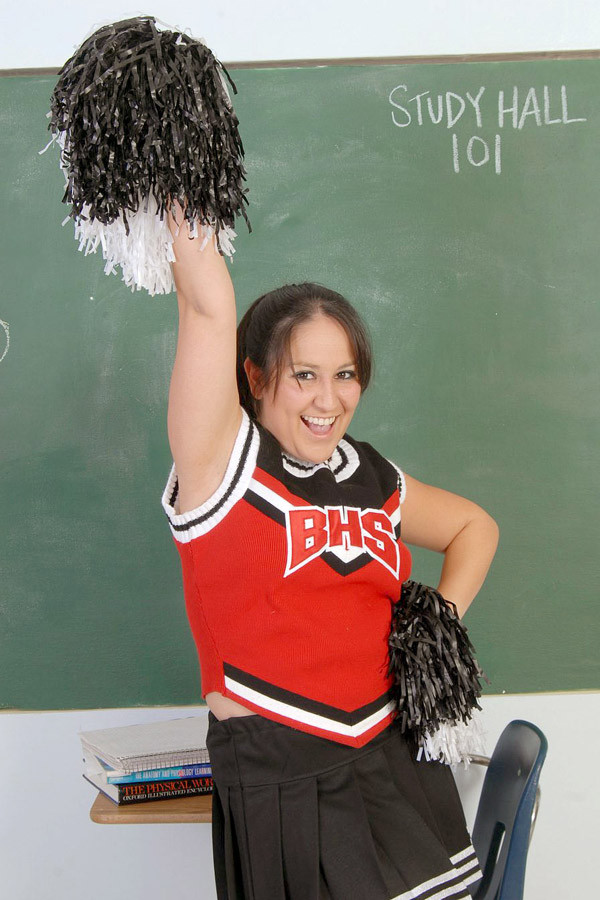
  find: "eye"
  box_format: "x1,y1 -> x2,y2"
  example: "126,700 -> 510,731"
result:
293,370 -> 315,382
336,369 -> 357,380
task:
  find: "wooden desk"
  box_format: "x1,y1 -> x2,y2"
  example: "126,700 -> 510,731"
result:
90,791 -> 212,824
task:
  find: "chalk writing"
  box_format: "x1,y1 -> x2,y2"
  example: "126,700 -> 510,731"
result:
0,320 -> 9,364
498,86 -> 586,129
389,85 -> 487,129
389,83 -> 587,174
452,133 -> 502,174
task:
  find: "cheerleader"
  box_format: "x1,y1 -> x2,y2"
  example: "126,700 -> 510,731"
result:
48,18 -> 499,897
161,210 -> 499,900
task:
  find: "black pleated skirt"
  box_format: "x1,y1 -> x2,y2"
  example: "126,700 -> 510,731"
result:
206,712 -> 482,900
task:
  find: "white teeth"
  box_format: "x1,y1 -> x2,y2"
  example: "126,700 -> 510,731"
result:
302,416 -> 336,425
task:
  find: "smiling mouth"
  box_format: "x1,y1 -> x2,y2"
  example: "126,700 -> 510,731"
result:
301,415 -> 337,436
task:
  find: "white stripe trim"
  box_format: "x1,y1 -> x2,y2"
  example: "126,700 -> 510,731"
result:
249,475 -> 295,514
449,846 -> 477,866
462,869 -> 483,888
281,439 -> 360,482
161,410 -> 259,543
454,858 -> 482,880
387,459 -> 407,504
389,859 -> 475,900
388,847 -> 482,900
281,458 -> 330,478
391,882 -> 468,900
334,439 -> 361,482
224,675 -> 395,739
395,884 -> 469,900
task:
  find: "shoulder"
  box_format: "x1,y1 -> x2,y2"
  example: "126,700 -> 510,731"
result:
161,409 -> 261,543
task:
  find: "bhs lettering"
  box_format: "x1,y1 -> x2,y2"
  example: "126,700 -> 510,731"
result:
285,505 -> 399,577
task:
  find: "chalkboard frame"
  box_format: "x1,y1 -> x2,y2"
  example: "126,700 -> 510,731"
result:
2,47 -> 600,79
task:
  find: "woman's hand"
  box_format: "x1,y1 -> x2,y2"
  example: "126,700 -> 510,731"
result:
400,475 -> 499,618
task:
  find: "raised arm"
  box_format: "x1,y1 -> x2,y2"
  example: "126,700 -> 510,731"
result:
167,211 -> 242,515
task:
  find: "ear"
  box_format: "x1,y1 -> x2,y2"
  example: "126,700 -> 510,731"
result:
243,357 -> 264,399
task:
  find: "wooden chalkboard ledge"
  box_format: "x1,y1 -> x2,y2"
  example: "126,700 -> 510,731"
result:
90,791 -> 212,824
3,49 -> 600,78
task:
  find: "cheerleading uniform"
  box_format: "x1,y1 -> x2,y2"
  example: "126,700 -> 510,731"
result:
162,408 -> 412,748
162,409 -> 483,900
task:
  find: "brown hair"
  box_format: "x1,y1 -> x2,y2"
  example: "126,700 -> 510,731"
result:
236,282 -> 372,419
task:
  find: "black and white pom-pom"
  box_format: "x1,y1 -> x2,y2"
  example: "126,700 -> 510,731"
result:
389,580 -> 489,765
42,16 -> 250,295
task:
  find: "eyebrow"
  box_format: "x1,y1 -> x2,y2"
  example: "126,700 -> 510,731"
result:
290,361 -> 356,370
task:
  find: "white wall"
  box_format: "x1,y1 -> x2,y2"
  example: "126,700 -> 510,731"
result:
2,4 -> 598,899
2,693 -> 598,900
2,0 -> 600,69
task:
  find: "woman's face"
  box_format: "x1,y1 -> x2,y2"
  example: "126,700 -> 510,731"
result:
248,314 -> 362,463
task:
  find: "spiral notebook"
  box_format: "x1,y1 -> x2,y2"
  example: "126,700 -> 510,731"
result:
78,714 -> 210,774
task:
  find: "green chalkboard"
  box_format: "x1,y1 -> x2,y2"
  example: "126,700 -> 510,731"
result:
1,57 -> 599,709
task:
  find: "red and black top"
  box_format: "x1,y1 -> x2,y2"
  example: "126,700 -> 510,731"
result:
162,409 -> 412,747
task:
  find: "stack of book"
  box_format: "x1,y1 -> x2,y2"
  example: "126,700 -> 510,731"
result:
79,715 -> 213,806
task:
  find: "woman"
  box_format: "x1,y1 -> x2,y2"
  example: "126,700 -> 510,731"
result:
161,212 -> 499,900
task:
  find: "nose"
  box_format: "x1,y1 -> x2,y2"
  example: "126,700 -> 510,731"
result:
313,377 -> 337,412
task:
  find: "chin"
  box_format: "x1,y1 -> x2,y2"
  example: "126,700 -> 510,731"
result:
298,436 -> 338,464
303,449 -> 332,464
274,420 -> 345,464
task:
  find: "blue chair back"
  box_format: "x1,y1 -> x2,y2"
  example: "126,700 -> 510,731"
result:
470,719 -> 548,900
